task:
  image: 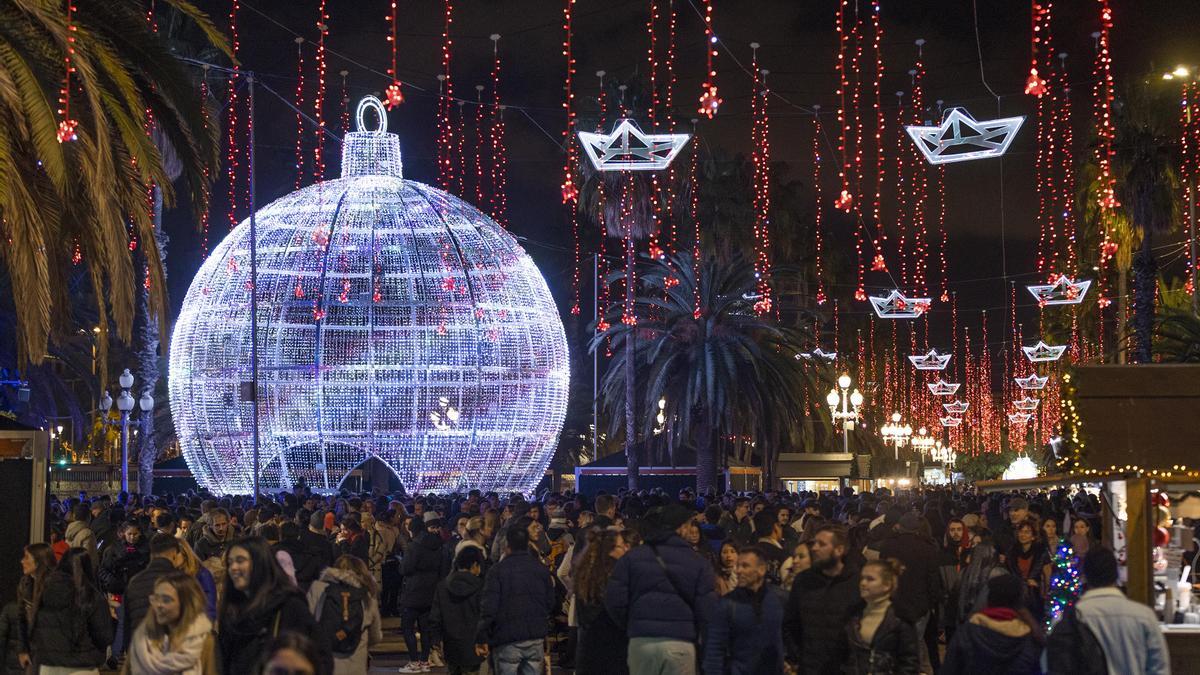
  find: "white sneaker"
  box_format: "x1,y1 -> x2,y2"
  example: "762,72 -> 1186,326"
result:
397,662 -> 425,674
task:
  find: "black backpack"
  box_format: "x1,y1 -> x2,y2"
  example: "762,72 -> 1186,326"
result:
316,582 -> 367,656
1045,604 -> 1108,675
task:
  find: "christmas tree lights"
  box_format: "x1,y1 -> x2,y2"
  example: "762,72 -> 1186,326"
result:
1045,539 -> 1083,627
170,98 -> 569,495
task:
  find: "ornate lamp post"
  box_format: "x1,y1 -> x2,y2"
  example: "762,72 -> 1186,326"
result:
826,374 -> 864,454
911,426 -> 937,456
100,369 -> 154,493
881,412 -> 913,459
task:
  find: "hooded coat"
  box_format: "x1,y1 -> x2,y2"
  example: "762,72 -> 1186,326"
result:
306,567 -> 382,675
428,569 -> 485,669
941,610 -> 1041,675
400,531 -> 446,609
30,572 -> 113,668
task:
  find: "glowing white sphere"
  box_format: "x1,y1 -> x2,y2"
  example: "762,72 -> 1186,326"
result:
169,103 -> 569,495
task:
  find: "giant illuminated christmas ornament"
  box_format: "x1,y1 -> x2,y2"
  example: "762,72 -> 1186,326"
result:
928,379 -> 961,396
169,97 -> 570,495
1023,340 -> 1067,362
909,349 -> 951,371
906,107 -> 1024,165
577,118 -> 690,171
1026,275 -> 1091,306
869,290 -> 931,319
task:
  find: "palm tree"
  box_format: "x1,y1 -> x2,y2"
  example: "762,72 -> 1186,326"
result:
1112,86 -> 1182,363
1155,280 -> 1200,362
592,252 -> 831,491
0,0 -> 225,369
1078,156 -> 1138,362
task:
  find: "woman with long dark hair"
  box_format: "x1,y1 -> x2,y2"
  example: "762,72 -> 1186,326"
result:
714,540 -> 739,596
217,537 -> 328,675
125,571 -> 217,675
30,547 -> 113,674
573,529 -> 630,675
15,543 -> 55,671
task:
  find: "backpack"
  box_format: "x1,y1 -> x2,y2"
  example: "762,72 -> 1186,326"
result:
315,582 -> 367,657
1045,604 -> 1108,675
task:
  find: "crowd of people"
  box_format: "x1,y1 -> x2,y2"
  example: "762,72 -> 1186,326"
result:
0,484 -> 1175,674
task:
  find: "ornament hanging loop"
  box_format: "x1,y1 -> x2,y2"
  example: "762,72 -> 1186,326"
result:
356,95 -> 388,135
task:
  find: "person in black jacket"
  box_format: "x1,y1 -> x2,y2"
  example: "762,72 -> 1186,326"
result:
399,512 -> 446,673
29,548 -> 113,672
875,512 -> 943,673
429,546 -> 487,674
475,524 -> 556,674
217,536 -> 330,675
605,503 -> 716,675
844,559 -> 919,675
121,533 -> 184,653
297,510 -> 335,589
942,574 -> 1041,675
1004,519 -> 1048,622
98,519 -> 149,594
783,524 -> 861,675
573,529 -> 631,675
0,601 -> 21,675
702,546 -> 788,675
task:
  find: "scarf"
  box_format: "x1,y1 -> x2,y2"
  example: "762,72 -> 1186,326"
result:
128,615 -> 213,675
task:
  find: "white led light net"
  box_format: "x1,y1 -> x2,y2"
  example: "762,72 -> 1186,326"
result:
170,105 -> 569,495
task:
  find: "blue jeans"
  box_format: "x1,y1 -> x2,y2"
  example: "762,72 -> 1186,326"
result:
492,638 -> 543,675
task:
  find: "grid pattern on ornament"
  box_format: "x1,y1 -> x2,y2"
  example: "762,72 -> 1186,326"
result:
170,129 -> 569,495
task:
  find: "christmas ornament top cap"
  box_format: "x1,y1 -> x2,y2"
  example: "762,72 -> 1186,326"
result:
341,95 -> 403,180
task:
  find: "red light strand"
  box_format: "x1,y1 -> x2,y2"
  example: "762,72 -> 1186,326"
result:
750,47 -> 772,314
199,79 -> 212,258
436,0 -> 456,191
312,0 -> 329,182
384,0 -> 404,108
813,111 -> 826,306
55,0 -> 78,143
293,37 -> 306,190
489,35 -> 508,228
697,0 -> 720,117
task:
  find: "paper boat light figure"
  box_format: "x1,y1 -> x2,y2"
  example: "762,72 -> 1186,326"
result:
909,349 -> 952,371
943,400 -> 970,415
870,290 -> 932,319
796,347 -> 837,362
578,118 -> 690,172
1014,374 -> 1049,390
1023,341 -> 1067,363
1008,412 -> 1034,425
905,108 -> 1025,165
939,416 -> 963,427
928,379 -> 961,396
1013,397 -> 1041,411
1026,275 -> 1092,306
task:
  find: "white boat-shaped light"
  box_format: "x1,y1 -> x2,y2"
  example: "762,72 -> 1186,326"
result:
1023,341 -> 1067,363
909,349 -> 952,371
1008,412 -> 1034,425
1014,374 -> 1049,390
1026,275 -> 1092,306
905,108 -> 1025,165
1013,396 -> 1041,412
939,416 -> 963,427
943,400 -> 969,415
928,379 -> 961,396
578,118 -> 690,171
797,347 -> 837,362
869,290 -> 932,319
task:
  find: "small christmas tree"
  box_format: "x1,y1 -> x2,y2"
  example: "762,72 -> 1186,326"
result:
1045,539 -> 1083,628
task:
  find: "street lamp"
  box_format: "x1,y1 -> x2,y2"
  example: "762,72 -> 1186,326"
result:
880,412 -> 913,460
826,374 -> 864,454
101,368 -> 154,493
911,426 -> 937,455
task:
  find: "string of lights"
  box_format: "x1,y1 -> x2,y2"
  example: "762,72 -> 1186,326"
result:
384,0 -> 404,108
813,111 -> 827,306
489,34 -> 509,228
697,0 -> 720,118
293,37 -> 306,190
437,0 -> 456,191
750,46 -> 773,315
311,0 -> 329,181
55,0 -> 78,143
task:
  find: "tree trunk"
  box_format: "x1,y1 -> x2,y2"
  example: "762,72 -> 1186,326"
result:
1117,264 -> 1129,364
136,186 -> 167,495
695,416 -> 716,492
1132,230 -> 1157,364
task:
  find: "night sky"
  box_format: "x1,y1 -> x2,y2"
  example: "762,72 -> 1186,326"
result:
168,0 -> 1200,344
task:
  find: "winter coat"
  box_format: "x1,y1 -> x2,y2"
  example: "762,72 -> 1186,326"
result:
575,596 -> 628,675
428,570 -> 485,669
122,556 -> 178,650
843,601 -> 920,675
99,538 -> 150,595
218,587 -> 329,675
126,613 -> 215,675
369,522 -> 399,582
699,523 -> 726,554
605,535 -> 717,643
196,566 -> 218,620
306,567 -> 383,675
1054,586 -> 1170,675
193,525 -> 234,563
783,564 -> 861,675
718,513 -> 754,546
942,610 -> 1041,675
29,572 -> 113,668
1005,542 -> 1048,620
476,549 -> 555,648
876,532 -> 944,619
65,520 -> 97,564
295,529 -> 335,588
336,531 -> 369,565
400,531 -> 446,609
702,584 -> 788,675
0,602 -> 22,675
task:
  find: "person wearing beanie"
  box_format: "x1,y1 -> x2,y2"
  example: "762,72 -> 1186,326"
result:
606,503 -> 716,674
876,512 -> 943,674
942,574 -> 1041,675
1045,547 -> 1170,675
